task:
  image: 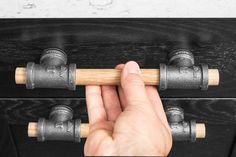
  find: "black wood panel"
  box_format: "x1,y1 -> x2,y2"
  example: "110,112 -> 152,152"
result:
0,98 -> 235,125
0,19 -> 235,98
11,125 -> 85,157
0,19 -> 235,157
2,98 -> 234,157
10,124 -> 235,157
0,98 -> 88,124
0,119 -> 18,157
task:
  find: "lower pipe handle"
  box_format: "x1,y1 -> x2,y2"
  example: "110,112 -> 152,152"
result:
28,122 -> 206,140
28,122 -> 90,138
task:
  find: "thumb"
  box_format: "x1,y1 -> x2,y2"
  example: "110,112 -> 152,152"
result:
121,61 -> 150,108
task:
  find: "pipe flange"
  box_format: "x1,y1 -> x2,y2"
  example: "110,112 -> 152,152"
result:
26,62 -> 35,89
159,63 -> 167,90
68,63 -> 77,91
190,120 -> 197,142
200,64 -> 209,90
37,118 -> 46,142
74,119 -> 81,143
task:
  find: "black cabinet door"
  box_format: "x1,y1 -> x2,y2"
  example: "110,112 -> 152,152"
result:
0,19 -> 235,157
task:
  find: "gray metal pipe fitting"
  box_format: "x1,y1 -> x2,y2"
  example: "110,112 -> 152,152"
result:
165,105 -> 197,142
23,48 -> 210,91
159,49 -> 208,90
37,105 -> 81,142
26,48 -> 76,90
35,105 -> 200,143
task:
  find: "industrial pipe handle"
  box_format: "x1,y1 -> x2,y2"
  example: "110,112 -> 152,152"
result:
27,105 -> 206,142
16,68 -> 219,86
15,48 -> 219,90
28,122 -> 205,140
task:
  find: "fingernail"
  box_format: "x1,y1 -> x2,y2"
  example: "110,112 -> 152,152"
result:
126,61 -> 140,74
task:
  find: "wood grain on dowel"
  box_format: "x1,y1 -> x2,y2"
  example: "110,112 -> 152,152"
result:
15,68 -> 219,86
28,122 -> 206,139
75,69 -> 160,85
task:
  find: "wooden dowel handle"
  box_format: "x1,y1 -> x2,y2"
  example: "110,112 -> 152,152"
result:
80,123 -> 90,138
208,69 -> 220,86
76,69 -> 160,85
196,123 -> 206,138
16,68 -> 219,86
15,68 -> 26,84
28,122 -> 38,137
28,122 -> 205,139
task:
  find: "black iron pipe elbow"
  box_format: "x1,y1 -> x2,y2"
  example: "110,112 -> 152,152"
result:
26,48 -> 76,90
165,105 -> 197,142
159,49 -> 208,90
37,105 -> 81,142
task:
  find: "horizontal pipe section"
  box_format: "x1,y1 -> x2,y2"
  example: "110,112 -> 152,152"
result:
15,68 -> 219,86
28,122 -> 205,139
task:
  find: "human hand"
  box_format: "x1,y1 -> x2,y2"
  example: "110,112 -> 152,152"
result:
84,61 -> 172,156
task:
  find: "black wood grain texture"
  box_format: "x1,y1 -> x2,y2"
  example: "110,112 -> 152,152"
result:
0,19 -> 235,98
11,125 -> 85,157
0,19 -> 235,157
10,124 -> 235,157
2,98 -> 234,157
0,98 -> 235,125
0,119 -> 18,157
0,98 -> 88,124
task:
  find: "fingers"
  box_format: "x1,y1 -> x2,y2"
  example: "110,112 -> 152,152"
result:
116,62 -> 168,125
117,87 -> 127,110
120,61 -> 150,108
115,64 -> 125,70
115,64 -> 127,110
102,86 -> 122,121
86,86 -> 107,125
146,86 -> 168,125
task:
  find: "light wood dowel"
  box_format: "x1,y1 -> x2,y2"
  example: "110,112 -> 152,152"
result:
15,68 -> 219,86
28,122 -> 205,139
75,69 -> 160,85
15,67 -> 27,84
80,124 -> 90,138
27,122 -> 90,138
28,122 -> 38,137
196,123 -> 206,138
208,69 -> 220,86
